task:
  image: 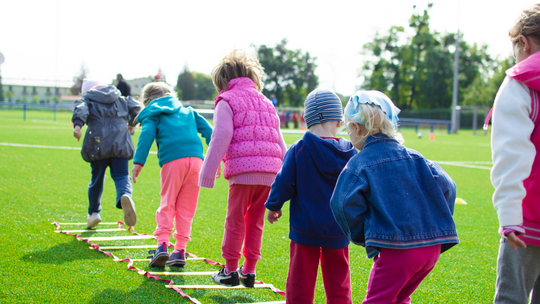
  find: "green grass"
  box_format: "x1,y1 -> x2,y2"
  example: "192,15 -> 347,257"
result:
0,110 -> 498,303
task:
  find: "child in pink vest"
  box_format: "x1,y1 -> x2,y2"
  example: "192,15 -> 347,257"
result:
199,49 -> 287,287
491,4 -> 540,303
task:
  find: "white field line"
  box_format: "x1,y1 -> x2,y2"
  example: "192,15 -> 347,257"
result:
1,142 -> 157,154
435,161 -> 492,170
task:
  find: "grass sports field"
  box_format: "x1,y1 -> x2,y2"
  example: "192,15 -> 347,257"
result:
0,110 -> 497,303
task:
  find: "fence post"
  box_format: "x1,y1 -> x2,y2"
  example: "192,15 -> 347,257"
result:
415,122 -> 418,134
430,123 -> 434,133
473,107 -> 478,135
23,104 -> 26,121
54,104 -> 57,121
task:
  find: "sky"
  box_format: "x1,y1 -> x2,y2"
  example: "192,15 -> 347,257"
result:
0,0 -> 537,95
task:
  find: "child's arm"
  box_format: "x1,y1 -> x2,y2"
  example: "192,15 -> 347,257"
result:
132,117 -> 157,170
277,128 -> 287,159
126,96 -> 142,127
330,168 -> 369,245
72,98 -> 89,140
428,161 -> 457,214
199,101 -> 233,188
265,145 -> 298,222
193,110 -> 213,146
491,77 -> 535,228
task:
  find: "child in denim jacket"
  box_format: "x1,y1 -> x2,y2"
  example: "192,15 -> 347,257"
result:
330,90 -> 459,304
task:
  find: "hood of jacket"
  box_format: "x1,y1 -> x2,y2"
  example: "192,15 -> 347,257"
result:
136,96 -> 182,123
302,131 -> 357,176
83,86 -> 121,104
507,51 -> 540,91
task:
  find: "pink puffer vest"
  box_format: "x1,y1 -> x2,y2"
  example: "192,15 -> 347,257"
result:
215,77 -> 282,179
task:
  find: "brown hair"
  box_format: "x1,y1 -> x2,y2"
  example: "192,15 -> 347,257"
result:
211,49 -> 264,92
140,82 -> 176,106
509,4 -> 540,45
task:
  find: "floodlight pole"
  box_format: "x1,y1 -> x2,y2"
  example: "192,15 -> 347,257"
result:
450,30 -> 460,133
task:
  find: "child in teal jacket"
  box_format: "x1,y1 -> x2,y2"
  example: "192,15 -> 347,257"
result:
132,82 -> 212,268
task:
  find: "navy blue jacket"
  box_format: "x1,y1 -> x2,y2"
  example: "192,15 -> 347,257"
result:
330,133 -> 459,258
265,131 -> 358,249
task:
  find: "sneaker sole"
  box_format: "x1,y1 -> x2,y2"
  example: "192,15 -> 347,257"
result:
120,195 -> 136,227
149,253 -> 169,268
165,259 -> 186,267
86,219 -> 101,229
212,275 -> 240,287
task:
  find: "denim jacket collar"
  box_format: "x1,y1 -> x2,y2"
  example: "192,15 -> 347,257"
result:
363,133 -> 398,149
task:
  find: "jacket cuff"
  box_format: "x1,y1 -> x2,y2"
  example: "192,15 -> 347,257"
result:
133,163 -> 144,167
198,177 -> 215,188
73,119 -> 84,128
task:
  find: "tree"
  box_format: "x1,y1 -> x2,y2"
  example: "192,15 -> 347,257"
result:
360,4 -> 492,110
257,39 -> 319,107
177,67 -> 195,101
193,72 -> 215,100
71,64 -> 88,96
462,56 -> 513,106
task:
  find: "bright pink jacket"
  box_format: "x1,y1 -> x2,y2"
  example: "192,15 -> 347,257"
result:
214,77 -> 283,179
507,51 -> 540,244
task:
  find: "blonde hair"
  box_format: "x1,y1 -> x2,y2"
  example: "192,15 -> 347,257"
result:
510,4 -> 540,45
211,49 -> 264,92
140,82 -> 176,106
345,103 -> 404,146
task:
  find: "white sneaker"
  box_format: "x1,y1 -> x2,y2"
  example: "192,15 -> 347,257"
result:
120,195 -> 136,227
87,213 -> 102,229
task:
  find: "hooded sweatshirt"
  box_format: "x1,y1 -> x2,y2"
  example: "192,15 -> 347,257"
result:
491,51 -> 540,246
72,85 -> 141,162
133,96 -> 213,167
265,131 -> 358,249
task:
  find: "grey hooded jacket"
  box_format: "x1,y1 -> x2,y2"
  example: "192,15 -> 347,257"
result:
72,86 -> 142,162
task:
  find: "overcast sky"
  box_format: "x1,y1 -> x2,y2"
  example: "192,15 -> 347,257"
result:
0,0 -> 536,95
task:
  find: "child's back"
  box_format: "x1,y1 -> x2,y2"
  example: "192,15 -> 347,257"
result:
266,89 -> 356,304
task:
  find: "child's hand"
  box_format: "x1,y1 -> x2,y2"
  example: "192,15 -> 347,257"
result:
267,210 -> 282,224
132,164 -> 143,183
506,232 -> 527,250
73,126 -> 82,141
128,125 -> 134,135
216,163 -> 222,179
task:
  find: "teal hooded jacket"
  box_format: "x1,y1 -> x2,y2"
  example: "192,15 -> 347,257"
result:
133,96 -> 213,167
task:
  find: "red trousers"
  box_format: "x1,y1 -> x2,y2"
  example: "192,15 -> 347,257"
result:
222,184 -> 270,272
286,241 -> 352,304
363,245 -> 441,304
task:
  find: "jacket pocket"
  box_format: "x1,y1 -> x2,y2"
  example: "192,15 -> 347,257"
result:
82,129 -> 103,162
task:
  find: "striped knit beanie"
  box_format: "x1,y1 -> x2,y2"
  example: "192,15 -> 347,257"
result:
303,89 -> 343,128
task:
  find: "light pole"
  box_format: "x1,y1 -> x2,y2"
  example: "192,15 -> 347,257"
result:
450,30 -> 460,133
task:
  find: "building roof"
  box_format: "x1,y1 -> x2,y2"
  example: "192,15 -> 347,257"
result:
2,78 -> 73,88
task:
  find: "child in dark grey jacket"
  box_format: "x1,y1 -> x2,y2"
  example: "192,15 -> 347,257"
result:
72,79 -> 141,229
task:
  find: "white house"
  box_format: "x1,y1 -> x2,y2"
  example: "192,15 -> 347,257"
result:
1,78 -> 72,104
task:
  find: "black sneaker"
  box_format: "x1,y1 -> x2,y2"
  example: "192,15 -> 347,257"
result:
147,243 -> 169,268
238,265 -> 255,287
212,268 -> 240,286
166,250 -> 186,267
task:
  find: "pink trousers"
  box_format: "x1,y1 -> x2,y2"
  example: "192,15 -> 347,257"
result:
286,241 -> 352,304
222,184 -> 270,273
363,244 -> 441,304
154,157 -> 202,251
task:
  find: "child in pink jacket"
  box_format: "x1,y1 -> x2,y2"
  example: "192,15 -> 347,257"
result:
199,50 -> 287,287
491,4 -> 540,303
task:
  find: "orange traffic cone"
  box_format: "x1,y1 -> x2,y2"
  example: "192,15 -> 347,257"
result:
300,125 -> 305,131
429,133 -> 435,141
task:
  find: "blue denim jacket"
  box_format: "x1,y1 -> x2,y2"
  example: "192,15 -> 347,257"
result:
330,133 -> 458,258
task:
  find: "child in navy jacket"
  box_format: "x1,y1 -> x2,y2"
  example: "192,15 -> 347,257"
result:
265,89 -> 357,304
